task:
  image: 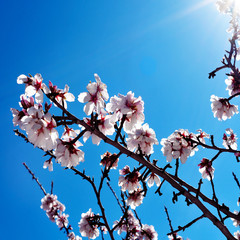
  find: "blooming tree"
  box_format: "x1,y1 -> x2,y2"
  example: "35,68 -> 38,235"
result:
11,1 -> 240,240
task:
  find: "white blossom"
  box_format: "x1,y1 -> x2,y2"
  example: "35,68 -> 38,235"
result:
231,210 -> 240,227
126,188 -> 144,209
234,230 -> 240,239
161,129 -> 198,164
113,210 -> 140,238
100,152 -> 119,169
78,74 -> 108,115
145,172 -> 161,188
138,224 -> 158,240
43,159 -> 53,171
17,73 -> 45,103
198,158 -> 215,181
210,95 -> 238,120
21,106 -> 58,151
55,139 -> 84,168
225,75 -> 240,96
126,123 -> 158,155
223,128 -> 237,149
56,213 -> 69,228
79,209 -> 100,239
118,166 -> 141,193
106,91 -> 145,131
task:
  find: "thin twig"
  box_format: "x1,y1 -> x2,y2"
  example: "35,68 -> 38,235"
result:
23,163 -> 47,195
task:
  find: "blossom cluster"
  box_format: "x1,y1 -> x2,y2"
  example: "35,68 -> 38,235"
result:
114,210 -> 158,240
160,129 -> 208,164
198,158 -> 215,181
118,166 -> 161,210
41,194 -> 69,228
78,209 -> 100,239
210,95 -> 238,121
223,128 -> 237,149
11,95 -> 58,151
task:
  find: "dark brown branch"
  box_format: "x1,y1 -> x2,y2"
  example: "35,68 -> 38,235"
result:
167,214 -> 205,235
232,172 -> 240,190
23,162 -> 47,195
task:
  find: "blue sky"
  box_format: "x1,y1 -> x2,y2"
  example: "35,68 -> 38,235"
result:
1,0 -> 240,239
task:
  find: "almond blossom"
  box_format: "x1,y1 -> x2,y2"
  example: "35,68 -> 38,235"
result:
126,123 -> 158,155
198,158 -> 215,181
106,91 -> 144,131
216,0 -> 240,16
231,210 -> 240,227
118,166 -> 141,193
168,233 -> 183,240
225,74 -> 240,96
17,73 -> 45,103
78,74 -> 109,115
210,95 -> 238,120
55,139 -> 84,168
113,210 -> 140,238
161,129 -> 198,164
43,158 -> 53,171
41,194 -> 67,225
234,230 -> 240,240
138,224 -> 158,240
20,105 -> 59,151
43,81 -> 75,108
126,188 -> 144,209
223,128 -> 237,149
68,232 -> 82,240
100,151 -> 119,169
81,115 -> 115,146
145,172 -> 161,188
78,209 -> 100,239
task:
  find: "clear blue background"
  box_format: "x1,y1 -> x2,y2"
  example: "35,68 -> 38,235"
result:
1,0 -> 240,239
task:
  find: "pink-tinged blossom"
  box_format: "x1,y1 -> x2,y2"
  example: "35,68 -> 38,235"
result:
21,106 -> 59,151
113,210 -> 140,238
68,232 -> 82,240
126,188 -> 144,209
43,81 -> 75,109
210,95 -> 238,120
223,128 -> 238,150
225,74 -> 240,96
41,194 -> 66,224
138,224 -> 158,240
10,95 -> 35,128
196,129 -> 210,144
41,194 -> 58,212
81,115 -> 115,145
198,158 -> 215,181
127,123 -> 158,155
55,139 -> 84,168
19,94 -> 35,109
17,73 -> 45,103
161,129 -> 198,164
100,151 -> 119,169
10,108 -> 26,129
78,74 -> 109,115
78,209 -> 100,239
234,230 -> 240,239
56,213 -> 69,228
106,91 -> 145,131
168,233 -> 183,240
216,0 -> 240,15
43,159 -> 53,171
231,210 -> 240,227
145,172 -> 161,188
61,126 -> 81,142
119,166 -> 141,193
